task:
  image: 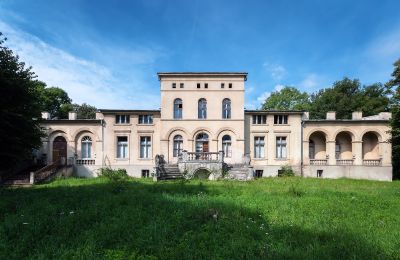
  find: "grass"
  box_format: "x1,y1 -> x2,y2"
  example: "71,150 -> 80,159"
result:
1,177 -> 400,259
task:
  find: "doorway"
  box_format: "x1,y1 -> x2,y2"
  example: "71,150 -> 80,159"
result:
53,136 -> 67,165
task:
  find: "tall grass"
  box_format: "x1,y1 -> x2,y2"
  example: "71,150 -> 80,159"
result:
1,177 -> 399,259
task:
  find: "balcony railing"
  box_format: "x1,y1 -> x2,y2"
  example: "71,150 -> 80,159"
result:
310,159 -> 328,166
336,159 -> 354,165
363,159 -> 381,166
76,159 -> 95,165
180,151 -> 224,163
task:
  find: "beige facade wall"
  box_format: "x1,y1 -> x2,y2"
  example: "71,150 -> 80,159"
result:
37,72 -> 393,181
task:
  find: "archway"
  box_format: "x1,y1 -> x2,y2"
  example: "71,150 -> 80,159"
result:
195,133 -> 209,153
192,168 -> 211,179
53,136 -> 67,165
362,132 -> 380,160
309,131 -> 327,160
335,131 -> 353,161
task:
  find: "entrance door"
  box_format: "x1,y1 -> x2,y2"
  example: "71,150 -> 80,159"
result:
53,136 -> 67,165
202,142 -> 209,153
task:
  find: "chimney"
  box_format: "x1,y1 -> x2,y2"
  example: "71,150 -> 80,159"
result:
68,111 -> 77,120
378,112 -> 392,120
95,112 -> 103,120
303,111 -> 309,120
41,112 -> 50,120
326,111 -> 336,120
352,111 -> 363,120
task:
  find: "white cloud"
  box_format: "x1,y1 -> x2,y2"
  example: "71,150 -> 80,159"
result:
263,62 -> 287,81
0,21 -> 161,109
366,29 -> 400,59
299,74 -> 318,90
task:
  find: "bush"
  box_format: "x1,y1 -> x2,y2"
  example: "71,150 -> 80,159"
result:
278,165 -> 295,177
99,168 -> 129,182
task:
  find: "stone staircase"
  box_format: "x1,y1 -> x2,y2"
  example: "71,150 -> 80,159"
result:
157,164 -> 184,181
226,164 -> 254,181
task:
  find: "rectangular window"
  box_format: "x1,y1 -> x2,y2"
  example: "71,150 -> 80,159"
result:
116,136 -> 128,158
205,83 -> 208,88
252,115 -> 267,124
317,170 -> 323,178
255,170 -> 263,178
197,83 -> 201,89
254,137 -> 265,158
142,169 -> 150,178
115,115 -> 130,124
221,83 -> 225,88
138,115 -> 153,124
276,136 -> 287,159
140,136 -> 151,159
274,115 -> 288,124
180,83 -> 184,88
172,83 -> 176,88
229,83 -> 232,88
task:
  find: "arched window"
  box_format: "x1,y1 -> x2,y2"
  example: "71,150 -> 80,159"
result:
195,133 -> 209,153
198,98 -> 207,119
173,98 -> 182,119
222,98 -> 231,119
173,135 -> 183,157
309,140 -> 315,159
81,136 -> 92,159
222,135 -> 232,158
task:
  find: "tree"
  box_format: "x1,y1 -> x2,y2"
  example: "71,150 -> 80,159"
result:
261,86 -> 310,111
386,59 -> 400,179
73,103 -> 97,119
309,77 -> 390,119
0,33 -> 43,174
35,81 -> 72,119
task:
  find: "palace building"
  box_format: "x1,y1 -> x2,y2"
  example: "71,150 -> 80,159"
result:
39,72 -> 393,181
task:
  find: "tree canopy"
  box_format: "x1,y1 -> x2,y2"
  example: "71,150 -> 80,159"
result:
386,59 -> 400,179
35,81 -> 72,119
0,33 -> 43,173
261,86 -> 310,111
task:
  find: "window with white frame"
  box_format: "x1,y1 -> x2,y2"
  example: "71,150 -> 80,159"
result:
222,98 -> 231,119
254,136 -> 265,158
140,136 -> 151,158
222,135 -> 232,158
173,135 -> 183,157
138,115 -> 153,124
173,98 -> 183,119
198,98 -> 207,119
117,136 -> 128,158
116,115 -> 130,124
274,115 -> 288,124
252,115 -> 267,124
81,136 -> 92,159
276,136 -> 287,159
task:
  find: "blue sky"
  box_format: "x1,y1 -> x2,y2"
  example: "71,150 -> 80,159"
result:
1,0 -> 400,109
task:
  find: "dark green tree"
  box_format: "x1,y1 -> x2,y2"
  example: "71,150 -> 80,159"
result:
0,33 -> 43,174
261,86 -> 310,111
73,103 -> 97,119
35,81 -> 72,119
309,78 -> 390,119
386,59 -> 400,179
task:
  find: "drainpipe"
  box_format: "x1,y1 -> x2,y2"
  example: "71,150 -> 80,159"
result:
300,118 -> 304,177
101,119 -> 105,168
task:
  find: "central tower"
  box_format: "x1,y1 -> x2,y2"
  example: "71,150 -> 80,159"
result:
158,72 -> 247,163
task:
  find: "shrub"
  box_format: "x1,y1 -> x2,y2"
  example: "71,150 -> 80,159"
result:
99,168 -> 129,182
278,165 -> 295,177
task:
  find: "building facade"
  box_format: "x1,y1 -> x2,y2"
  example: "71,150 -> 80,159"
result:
39,72 -> 393,181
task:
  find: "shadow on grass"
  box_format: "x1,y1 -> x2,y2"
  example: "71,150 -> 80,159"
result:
0,179 -> 388,259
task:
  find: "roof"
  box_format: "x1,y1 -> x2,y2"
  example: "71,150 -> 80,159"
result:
41,119 -> 102,124
98,109 -> 160,114
305,119 -> 390,123
245,110 -> 304,114
157,72 -> 248,81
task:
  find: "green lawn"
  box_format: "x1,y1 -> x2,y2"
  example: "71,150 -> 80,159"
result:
1,177 -> 399,259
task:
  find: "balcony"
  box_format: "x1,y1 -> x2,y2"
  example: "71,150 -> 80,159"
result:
310,159 -> 327,166
363,159 -> 381,166
181,151 -> 224,163
336,159 -> 354,165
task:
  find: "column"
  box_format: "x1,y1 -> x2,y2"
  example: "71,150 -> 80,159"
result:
326,141 -> 336,165
353,141 -> 363,165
